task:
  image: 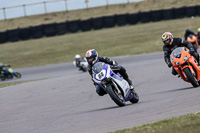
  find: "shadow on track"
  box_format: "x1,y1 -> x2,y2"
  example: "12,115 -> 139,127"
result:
157,86 -> 194,94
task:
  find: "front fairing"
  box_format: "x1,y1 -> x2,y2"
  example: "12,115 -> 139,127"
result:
170,47 -> 190,67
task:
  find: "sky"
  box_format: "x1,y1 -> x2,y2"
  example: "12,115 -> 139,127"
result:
0,0 -> 142,20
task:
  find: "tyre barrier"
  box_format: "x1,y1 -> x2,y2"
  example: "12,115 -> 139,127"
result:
30,25 -> 44,39
115,14 -> 128,26
0,32 -> 8,44
103,15 -> 116,28
80,19 -> 93,31
43,23 -> 57,37
19,27 -> 32,40
56,21 -> 68,35
91,17 -> 104,30
67,20 -> 80,33
0,5 -> 200,44
7,29 -> 20,42
127,13 -> 140,24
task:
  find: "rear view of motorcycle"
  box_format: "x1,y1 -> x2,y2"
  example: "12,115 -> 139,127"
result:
92,62 -> 139,107
0,67 -> 21,81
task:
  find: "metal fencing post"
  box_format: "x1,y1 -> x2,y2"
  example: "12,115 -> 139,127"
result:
106,0 -> 109,8
3,8 -> 6,20
85,0 -> 89,10
44,2 -> 47,14
65,0 -> 68,12
23,5 -> 27,17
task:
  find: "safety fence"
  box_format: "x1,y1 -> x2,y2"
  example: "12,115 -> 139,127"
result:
0,5 -> 200,44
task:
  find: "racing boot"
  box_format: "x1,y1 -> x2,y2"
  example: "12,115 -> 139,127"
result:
125,78 -> 135,90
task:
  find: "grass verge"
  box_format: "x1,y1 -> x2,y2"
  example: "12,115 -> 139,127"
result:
0,16 -> 199,68
0,0 -> 199,31
110,112 -> 200,133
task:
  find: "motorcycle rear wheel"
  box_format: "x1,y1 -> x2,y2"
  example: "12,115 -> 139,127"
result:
130,90 -> 139,103
183,67 -> 199,87
106,85 -> 126,107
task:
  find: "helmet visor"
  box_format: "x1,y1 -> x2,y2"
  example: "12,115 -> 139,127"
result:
87,57 -> 94,63
163,39 -> 170,45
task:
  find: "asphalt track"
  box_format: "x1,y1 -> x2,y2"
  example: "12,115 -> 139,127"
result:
0,52 -> 200,133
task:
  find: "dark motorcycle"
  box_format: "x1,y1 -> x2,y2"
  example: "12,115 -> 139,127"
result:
0,67 -> 21,81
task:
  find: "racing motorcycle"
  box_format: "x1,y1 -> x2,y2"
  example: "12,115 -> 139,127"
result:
187,34 -> 199,52
0,67 -> 21,81
170,47 -> 200,87
73,58 -> 88,72
92,62 -> 139,107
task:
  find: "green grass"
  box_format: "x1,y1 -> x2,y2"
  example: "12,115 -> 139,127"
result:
110,113 -> 200,133
0,16 -> 199,68
0,0 -> 199,31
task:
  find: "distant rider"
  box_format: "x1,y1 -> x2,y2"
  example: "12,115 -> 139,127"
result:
197,28 -> 200,45
74,54 -> 87,71
162,32 -> 199,76
0,63 -> 11,76
85,49 -> 134,96
184,29 -> 196,40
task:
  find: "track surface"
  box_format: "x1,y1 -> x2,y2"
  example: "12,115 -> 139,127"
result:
0,52 -> 200,133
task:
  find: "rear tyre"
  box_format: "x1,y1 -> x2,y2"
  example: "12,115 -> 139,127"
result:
130,90 -> 139,103
106,85 -> 126,107
183,67 -> 199,87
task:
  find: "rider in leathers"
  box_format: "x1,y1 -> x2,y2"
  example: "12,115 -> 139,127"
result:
162,32 -> 199,75
85,49 -> 134,96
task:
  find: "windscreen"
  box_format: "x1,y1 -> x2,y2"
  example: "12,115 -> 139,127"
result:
92,62 -> 105,74
171,47 -> 183,58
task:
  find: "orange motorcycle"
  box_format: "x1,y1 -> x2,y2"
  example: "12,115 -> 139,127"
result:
170,47 -> 200,87
187,34 -> 199,51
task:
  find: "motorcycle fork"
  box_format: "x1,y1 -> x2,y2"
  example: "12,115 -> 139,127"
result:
181,64 -> 195,79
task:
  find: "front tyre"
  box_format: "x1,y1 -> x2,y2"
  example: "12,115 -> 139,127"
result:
183,67 -> 199,87
106,85 -> 126,107
14,72 -> 21,78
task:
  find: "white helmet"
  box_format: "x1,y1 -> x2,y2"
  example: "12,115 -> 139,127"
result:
75,54 -> 81,59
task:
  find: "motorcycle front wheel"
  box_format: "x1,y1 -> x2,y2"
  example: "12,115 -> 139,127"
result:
106,85 -> 126,107
14,72 -> 21,78
183,67 -> 199,87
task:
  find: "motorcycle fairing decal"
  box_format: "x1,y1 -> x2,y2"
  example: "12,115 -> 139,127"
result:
94,64 -> 108,81
110,71 -> 123,81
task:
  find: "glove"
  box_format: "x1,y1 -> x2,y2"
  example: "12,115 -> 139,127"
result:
168,63 -> 172,68
112,61 -> 118,66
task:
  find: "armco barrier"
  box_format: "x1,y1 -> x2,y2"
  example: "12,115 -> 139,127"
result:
91,17 -> 104,30
67,20 -> 80,33
0,32 -> 8,44
0,5 -> 200,44
80,19 -> 93,31
115,14 -> 128,26
7,29 -> 20,42
19,27 -> 32,40
43,23 -> 57,37
56,21 -> 68,35
30,25 -> 44,39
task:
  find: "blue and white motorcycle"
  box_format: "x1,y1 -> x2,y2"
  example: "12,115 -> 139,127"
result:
92,62 -> 139,107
